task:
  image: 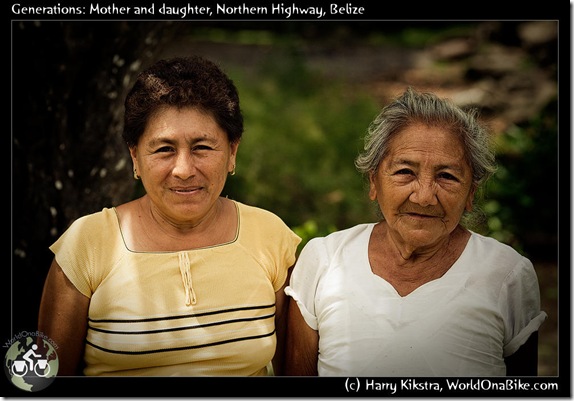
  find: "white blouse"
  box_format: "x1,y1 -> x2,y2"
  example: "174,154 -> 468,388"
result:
285,224 -> 547,376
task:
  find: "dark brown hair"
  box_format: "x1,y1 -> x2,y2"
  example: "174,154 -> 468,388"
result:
123,55 -> 243,147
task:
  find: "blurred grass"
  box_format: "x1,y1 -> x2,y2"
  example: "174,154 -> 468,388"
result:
222,50 -> 382,250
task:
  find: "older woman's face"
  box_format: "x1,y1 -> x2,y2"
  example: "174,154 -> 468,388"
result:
369,122 -> 475,249
130,106 -> 238,226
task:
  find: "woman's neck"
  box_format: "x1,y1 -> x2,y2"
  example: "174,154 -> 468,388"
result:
368,223 -> 470,296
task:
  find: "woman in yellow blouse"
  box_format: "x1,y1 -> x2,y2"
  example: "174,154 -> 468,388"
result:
38,55 -> 301,376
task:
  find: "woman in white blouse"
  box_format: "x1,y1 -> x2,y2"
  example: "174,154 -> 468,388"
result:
284,87 -> 546,377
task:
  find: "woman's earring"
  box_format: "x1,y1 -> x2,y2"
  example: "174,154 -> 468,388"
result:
133,168 -> 140,180
229,165 -> 236,176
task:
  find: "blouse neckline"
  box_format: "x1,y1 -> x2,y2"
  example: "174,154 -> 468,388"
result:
111,200 -> 241,254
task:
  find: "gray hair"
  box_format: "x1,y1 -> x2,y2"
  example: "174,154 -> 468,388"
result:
355,87 -> 497,187
355,87 -> 498,226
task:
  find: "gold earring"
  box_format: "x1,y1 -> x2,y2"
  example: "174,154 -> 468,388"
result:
133,168 -> 140,180
229,165 -> 236,176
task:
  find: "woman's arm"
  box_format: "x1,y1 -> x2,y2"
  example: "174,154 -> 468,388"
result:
283,297 -> 319,376
272,266 -> 293,376
38,259 -> 90,376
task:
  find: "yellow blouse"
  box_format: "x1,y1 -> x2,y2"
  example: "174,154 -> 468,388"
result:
50,201 -> 301,376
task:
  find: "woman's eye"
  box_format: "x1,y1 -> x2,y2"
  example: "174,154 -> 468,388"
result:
156,146 -> 174,153
395,168 -> 414,175
193,145 -> 213,152
438,172 -> 458,181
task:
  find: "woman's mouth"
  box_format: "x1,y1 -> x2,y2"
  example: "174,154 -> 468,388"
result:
171,187 -> 201,194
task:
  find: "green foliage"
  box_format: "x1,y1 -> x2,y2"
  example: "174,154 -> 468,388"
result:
472,99 -> 558,258
291,219 -> 338,252
367,24 -> 479,48
218,35 -> 557,260
222,49 -> 381,248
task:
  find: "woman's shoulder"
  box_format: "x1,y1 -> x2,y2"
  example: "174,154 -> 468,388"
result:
51,207 -> 119,263
468,231 -> 529,260
319,223 -> 374,248
234,200 -> 291,229
466,231 -> 534,277
324,223 -> 375,241
64,207 -> 116,233
301,223 -> 374,258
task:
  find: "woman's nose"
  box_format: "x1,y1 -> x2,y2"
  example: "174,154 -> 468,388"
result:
409,179 -> 438,207
172,152 -> 196,179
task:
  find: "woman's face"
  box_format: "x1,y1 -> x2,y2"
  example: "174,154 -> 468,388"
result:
369,122 -> 475,250
130,106 -> 238,226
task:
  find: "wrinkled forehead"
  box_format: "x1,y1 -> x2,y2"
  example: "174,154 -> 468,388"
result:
383,123 -> 471,170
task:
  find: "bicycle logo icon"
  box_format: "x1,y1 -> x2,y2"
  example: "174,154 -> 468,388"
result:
10,344 -> 51,378
4,333 -> 58,392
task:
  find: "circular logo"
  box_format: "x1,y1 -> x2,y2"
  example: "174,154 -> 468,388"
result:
4,332 -> 59,392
